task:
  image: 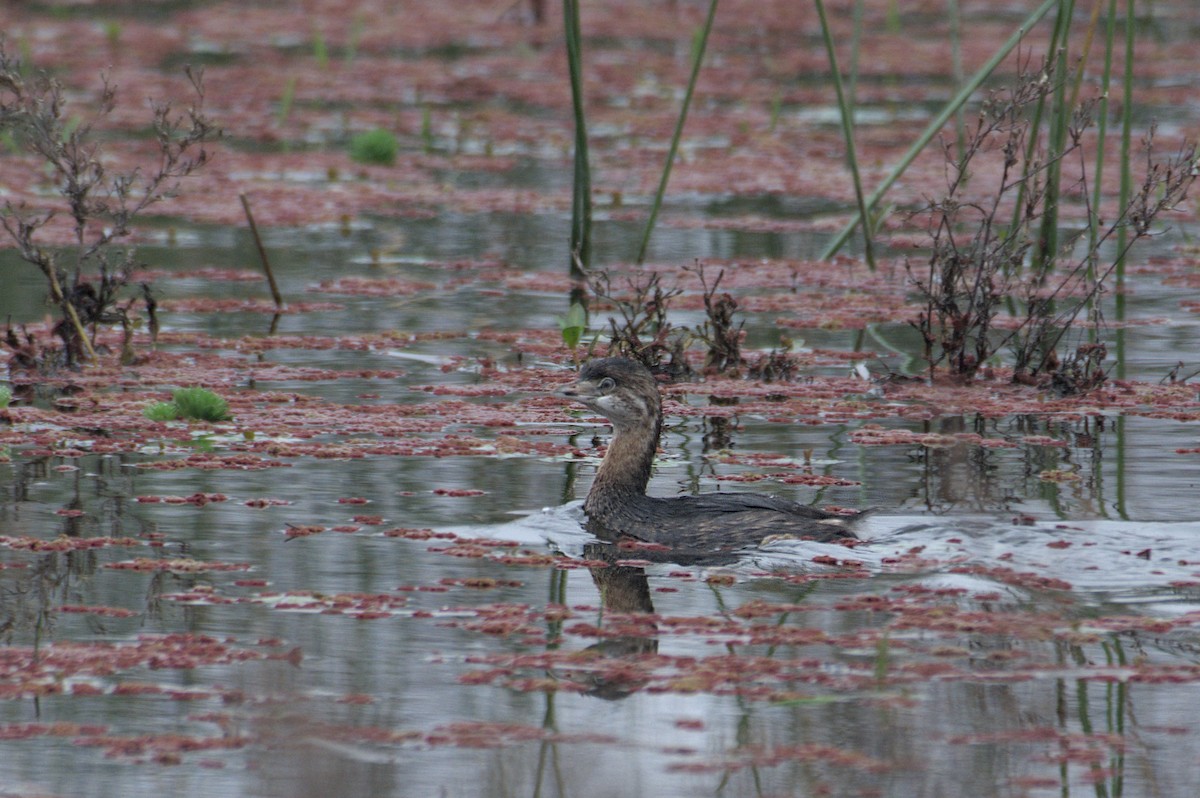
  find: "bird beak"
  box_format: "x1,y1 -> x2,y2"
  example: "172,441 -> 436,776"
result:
556,376 -> 599,402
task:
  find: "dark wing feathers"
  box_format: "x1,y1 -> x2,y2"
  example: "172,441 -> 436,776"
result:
586,493 -> 859,561
664,492 -> 843,520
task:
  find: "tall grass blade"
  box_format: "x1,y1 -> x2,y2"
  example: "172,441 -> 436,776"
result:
1116,0 -> 1135,276
814,0 -> 876,269
421,105 -> 434,154
312,28 -> 329,70
1006,1 -> 1069,261
819,0 -> 1061,260
1087,0 -> 1119,340
848,0 -> 864,112
1114,0 -> 1136,378
563,0 -> 591,278
1068,0 -> 1105,112
947,0 -> 966,162
276,75 -> 296,127
1033,0 -> 1076,272
635,0 -> 719,265
884,0 -> 901,33
346,13 -> 364,63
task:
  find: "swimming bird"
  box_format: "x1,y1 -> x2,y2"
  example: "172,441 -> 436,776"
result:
557,357 -> 865,561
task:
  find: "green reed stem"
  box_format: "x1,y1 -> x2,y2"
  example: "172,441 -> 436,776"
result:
1116,0 -> 1135,278
947,0 -> 966,162
276,76 -> 296,127
1005,0 -> 1068,263
820,0 -> 1060,260
815,0 -> 875,269
564,0 -> 591,278
848,0 -> 864,115
1068,0 -> 1104,113
1033,0 -> 1075,272
635,0 -> 719,265
1113,0 -> 1136,381
1087,0 -> 1119,341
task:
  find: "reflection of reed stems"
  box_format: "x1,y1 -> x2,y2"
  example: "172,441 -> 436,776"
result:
532,692 -> 564,798
873,633 -> 891,687
815,0 -> 875,270
239,193 -> 284,310
546,568 -> 567,649
1114,414 -> 1128,518
1102,637 -> 1129,793
635,0 -> 719,265
563,0 -> 591,278
820,0 -> 1060,260
1076,675 -> 1116,797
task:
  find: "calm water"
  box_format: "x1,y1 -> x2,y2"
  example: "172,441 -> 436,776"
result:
2,203 -> 1200,798
3,0 -> 1200,789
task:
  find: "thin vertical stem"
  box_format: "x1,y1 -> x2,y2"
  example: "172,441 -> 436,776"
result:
848,0 -> 864,121
240,193 -> 284,309
1116,0 -> 1135,277
635,0 -> 719,265
947,0 -> 966,162
563,0 -> 591,278
1033,0 -> 1075,272
1068,0 -> 1105,113
820,0 -> 1060,260
1087,0 -> 1118,342
1114,0 -> 1135,378
815,0 -> 875,269
1007,0 -> 1068,256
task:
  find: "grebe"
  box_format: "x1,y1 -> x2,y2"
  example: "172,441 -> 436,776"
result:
557,357 -> 865,560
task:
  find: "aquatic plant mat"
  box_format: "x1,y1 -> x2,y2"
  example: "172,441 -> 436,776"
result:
2,2 -> 1200,796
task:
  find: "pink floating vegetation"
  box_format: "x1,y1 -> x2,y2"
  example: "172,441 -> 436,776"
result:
58,605 -> 140,618
138,492 -> 229,505
244,498 -> 292,508
283,525 -> 326,539
0,535 -> 142,552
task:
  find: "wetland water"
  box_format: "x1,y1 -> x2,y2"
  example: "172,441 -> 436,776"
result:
2,214 -> 1200,798
2,0 -> 1200,794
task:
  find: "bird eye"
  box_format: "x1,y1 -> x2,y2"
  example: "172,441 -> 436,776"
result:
598,377 -> 616,392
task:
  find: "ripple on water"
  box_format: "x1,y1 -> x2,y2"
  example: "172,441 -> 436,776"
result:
460,508 -> 1200,615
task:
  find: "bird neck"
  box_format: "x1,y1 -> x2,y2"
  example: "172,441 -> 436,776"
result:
585,415 -> 661,516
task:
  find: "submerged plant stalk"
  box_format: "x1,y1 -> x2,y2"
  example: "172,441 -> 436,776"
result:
240,193 -> 284,309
